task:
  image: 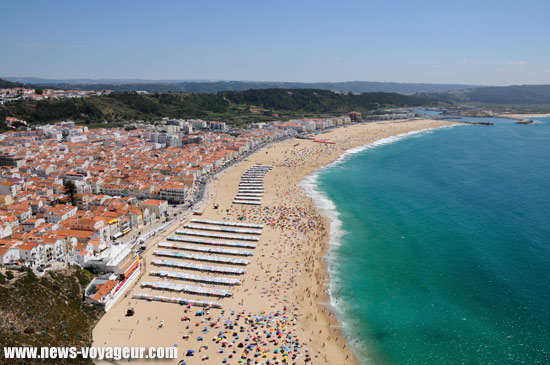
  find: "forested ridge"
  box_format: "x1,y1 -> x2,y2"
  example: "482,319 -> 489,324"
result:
0,86 -> 434,129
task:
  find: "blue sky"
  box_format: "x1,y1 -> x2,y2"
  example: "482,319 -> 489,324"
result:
1,0 -> 549,85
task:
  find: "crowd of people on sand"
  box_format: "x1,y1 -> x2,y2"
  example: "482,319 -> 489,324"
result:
222,205 -> 319,233
175,306 -> 313,364
274,144 -> 338,169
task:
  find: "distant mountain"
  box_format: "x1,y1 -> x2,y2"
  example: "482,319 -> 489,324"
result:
2,77 -> 481,94
5,77 -> 550,106
422,84 -> 550,105
464,85 -> 550,104
2,77 -> 215,85
0,78 -> 59,90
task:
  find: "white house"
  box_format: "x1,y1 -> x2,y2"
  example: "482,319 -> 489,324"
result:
0,243 -> 20,266
0,224 -> 12,239
44,205 -> 77,223
17,243 -> 43,267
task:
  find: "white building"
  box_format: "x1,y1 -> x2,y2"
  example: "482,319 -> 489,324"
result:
44,205 -> 78,223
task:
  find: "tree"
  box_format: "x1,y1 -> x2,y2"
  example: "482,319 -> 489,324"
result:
34,88 -> 44,95
64,180 -> 77,206
6,270 -> 14,280
12,121 -> 26,129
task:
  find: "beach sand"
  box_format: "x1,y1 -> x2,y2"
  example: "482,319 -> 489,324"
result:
500,113 -> 550,118
93,119 -> 457,364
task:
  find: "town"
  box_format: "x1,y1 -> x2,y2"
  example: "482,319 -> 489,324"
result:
0,113 -> 360,308
0,86 -> 113,105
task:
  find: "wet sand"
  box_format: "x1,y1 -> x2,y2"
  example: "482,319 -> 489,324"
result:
93,119 -> 456,364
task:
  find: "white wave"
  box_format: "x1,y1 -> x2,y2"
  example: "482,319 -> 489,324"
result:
299,173 -> 345,247
329,125 -> 460,169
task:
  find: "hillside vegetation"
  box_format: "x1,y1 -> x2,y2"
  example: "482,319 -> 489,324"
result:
421,84 -> 550,106
0,88 -> 434,128
0,79 -> 24,89
0,268 -> 101,364
464,85 -> 550,104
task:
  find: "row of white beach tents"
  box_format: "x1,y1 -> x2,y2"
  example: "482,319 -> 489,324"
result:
153,250 -> 250,265
159,242 -> 254,256
235,191 -> 263,195
141,281 -> 233,298
150,270 -> 242,286
175,229 -> 260,241
232,200 -> 262,205
183,223 -> 262,235
167,235 -> 257,249
238,189 -> 265,193
133,293 -> 222,308
190,219 -> 264,229
234,195 -> 262,201
151,259 -> 246,275
233,165 -> 272,206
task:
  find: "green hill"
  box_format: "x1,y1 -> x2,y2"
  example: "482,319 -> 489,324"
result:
0,87 -> 435,128
463,85 -> 550,104
422,84 -> 550,106
0,79 -> 24,88
223,88 -> 429,112
0,268 -> 101,364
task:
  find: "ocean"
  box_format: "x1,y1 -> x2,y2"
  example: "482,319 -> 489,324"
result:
301,115 -> 550,364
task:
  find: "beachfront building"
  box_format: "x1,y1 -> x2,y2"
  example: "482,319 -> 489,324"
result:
349,111 -> 362,122
84,278 -> 118,306
140,199 -> 168,217
84,244 -> 135,273
159,184 -> 189,204
83,245 -> 141,311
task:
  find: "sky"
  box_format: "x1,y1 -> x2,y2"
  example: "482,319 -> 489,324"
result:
1,0 -> 549,85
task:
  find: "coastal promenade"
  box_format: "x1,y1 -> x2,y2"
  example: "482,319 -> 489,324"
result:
93,119 -> 457,364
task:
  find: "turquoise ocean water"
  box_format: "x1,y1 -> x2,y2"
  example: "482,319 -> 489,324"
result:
301,115 -> 550,364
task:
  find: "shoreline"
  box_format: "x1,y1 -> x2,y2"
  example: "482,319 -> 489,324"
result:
298,124 -> 462,363
92,119 -> 458,364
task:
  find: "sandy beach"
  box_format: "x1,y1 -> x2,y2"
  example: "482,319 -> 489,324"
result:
500,113 -> 550,118
93,119 -> 457,365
